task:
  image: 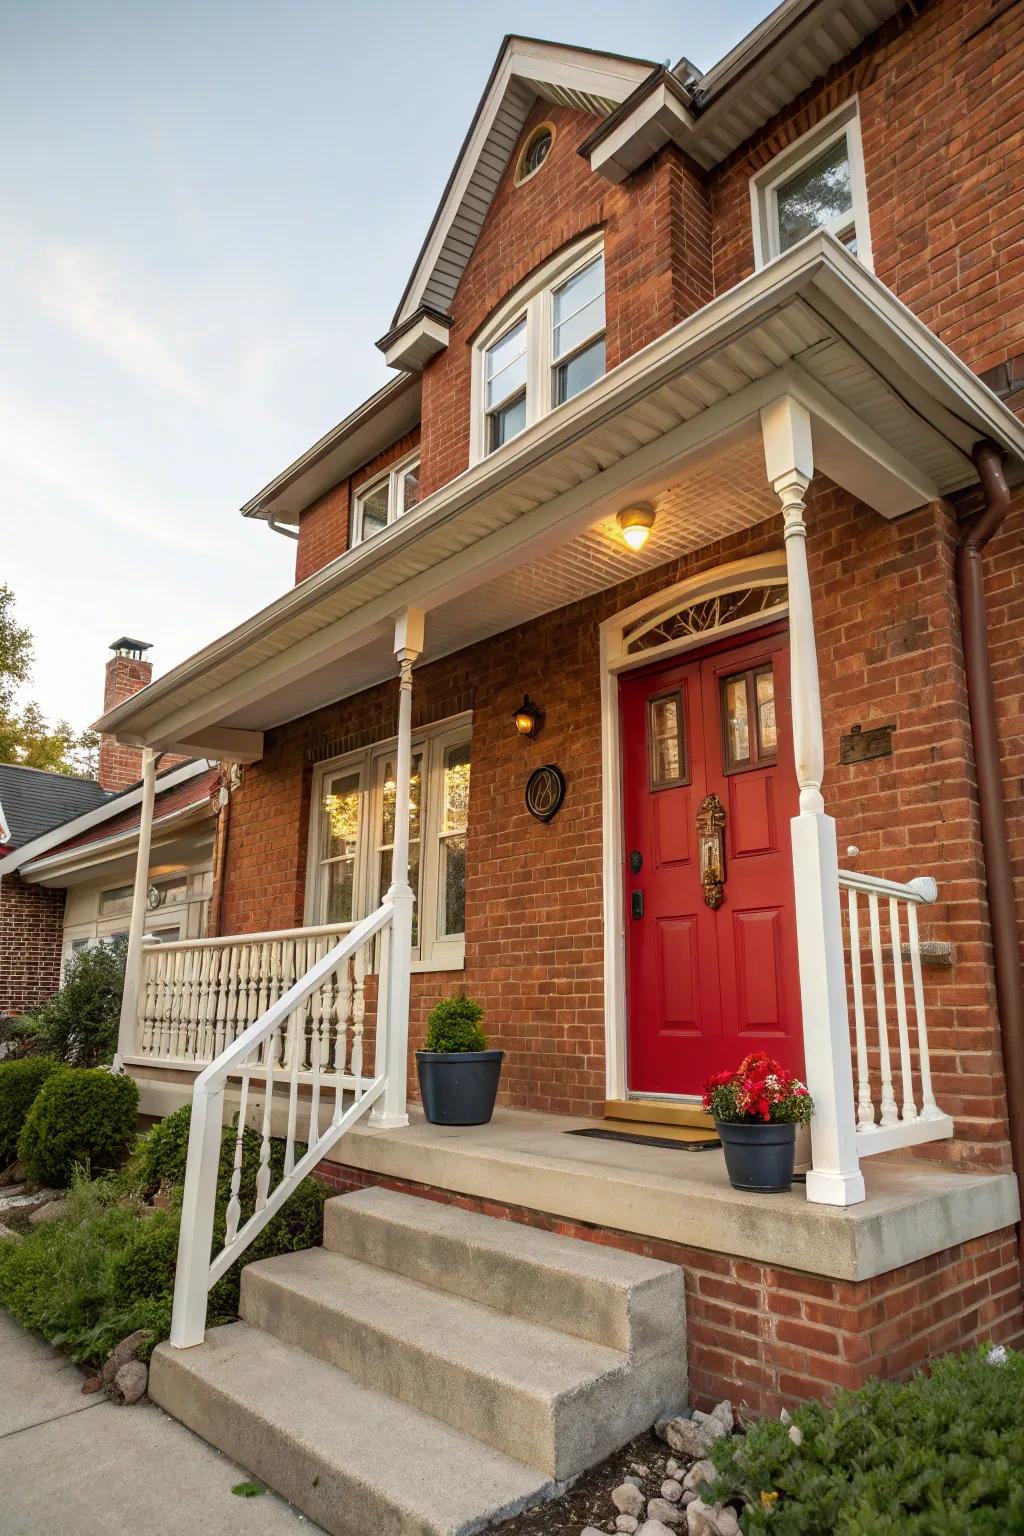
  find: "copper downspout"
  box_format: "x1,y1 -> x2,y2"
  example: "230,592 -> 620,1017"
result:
208,774 -> 232,939
957,441 -> 1024,1251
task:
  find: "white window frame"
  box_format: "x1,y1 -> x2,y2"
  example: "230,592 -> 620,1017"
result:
750,99 -> 872,272
305,712 -> 472,971
470,232 -> 606,465
351,450 -> 421,547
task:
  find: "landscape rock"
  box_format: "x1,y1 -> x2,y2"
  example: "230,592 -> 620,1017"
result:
583,1526 -> 607,1536
615,1517 -> 639,1533
660,1481 -> 683,1503
637,1521 -> 676,1536
0,1161 -> 25,1187
685,1500 -> 721,1536
654,1407 -> 691,1443
683,1461 -> 716,1492
646,1498 -> 683,1526
100,1328 -> 154,1387
631,1465 -> 650,1477
788,1424 -> 803,1446
0,1222 -> 22,1242
708,1401 -> 733,1432
715,1513 -> 741,1536
680,1492 -> 697,1507
81,1377 -> 103,1395
663,1416 -> 726,1458
112,1359 -> 148,1404
0,1187 -> 60,1219
612,1484 -> 646,1517
29,1198 -> 68,1225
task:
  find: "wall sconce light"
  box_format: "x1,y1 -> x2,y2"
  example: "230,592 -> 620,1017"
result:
513,695 -> 544,737
617,503 -> 655,552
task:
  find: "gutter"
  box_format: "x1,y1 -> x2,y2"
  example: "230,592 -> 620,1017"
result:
957,441 -> 1024,1256
17,798 -> 215,884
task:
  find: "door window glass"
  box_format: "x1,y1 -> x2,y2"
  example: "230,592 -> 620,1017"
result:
722,665 -> 778,772
647,690 -> 687,788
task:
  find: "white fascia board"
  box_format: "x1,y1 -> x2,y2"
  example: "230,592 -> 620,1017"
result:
0,759 -> 210,878
18,799 -> 214,885
98,235 -> 1024,749
589,82 -> 696,184
384,314 -> 451,373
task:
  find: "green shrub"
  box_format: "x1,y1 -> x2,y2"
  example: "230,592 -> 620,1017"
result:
18,1068 -> 138,1186
19,936 -> 127,1067
0,1056 -> 61,1165
424,995 -> 487,1053
136,1101 -> 192,1192
709,1345 -> 1024,1534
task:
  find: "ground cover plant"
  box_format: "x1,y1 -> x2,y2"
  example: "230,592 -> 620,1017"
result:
0,1103 -> 326,1365
708,1345 -> 1024,1534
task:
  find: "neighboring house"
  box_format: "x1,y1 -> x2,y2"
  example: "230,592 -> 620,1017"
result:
0,639 -> 217,1016
98,0 -> 1023,1428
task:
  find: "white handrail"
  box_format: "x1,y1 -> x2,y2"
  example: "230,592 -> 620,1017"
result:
837,868 -> 952,1156
142,921 -> 355,954
169,901 -> 393,1348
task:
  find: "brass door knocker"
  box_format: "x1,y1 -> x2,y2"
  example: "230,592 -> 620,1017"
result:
696,792 -> 726,909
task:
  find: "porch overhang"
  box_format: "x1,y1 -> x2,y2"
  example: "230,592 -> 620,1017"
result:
98,234 -> 1024,761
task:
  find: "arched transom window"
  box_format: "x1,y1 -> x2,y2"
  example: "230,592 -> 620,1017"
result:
624,582 -> 788,656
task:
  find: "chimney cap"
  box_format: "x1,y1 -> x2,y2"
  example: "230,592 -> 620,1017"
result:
109,637 -> 152,660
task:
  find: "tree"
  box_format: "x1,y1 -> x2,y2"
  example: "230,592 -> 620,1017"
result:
0,584 -> 99,779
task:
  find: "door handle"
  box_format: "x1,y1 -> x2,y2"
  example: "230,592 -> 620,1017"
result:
696,792 -> 726,910
631,890 -> 644,920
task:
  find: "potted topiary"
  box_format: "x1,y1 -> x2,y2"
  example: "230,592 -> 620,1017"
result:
416,996 -> 503,1126
702,1052 -> 813,1193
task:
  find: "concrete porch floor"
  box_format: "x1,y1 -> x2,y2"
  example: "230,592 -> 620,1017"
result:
322,1107 -> 1020,1283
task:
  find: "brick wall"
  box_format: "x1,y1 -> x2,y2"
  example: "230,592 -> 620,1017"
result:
317,1163 -> 1024,1416
219,475 -> 1011,1167
295,428 -> 421,583
984,487 -> 1024,950
0,874 -> 65,1016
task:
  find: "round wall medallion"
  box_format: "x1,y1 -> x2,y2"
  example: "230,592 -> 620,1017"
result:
525,764 -> 566,823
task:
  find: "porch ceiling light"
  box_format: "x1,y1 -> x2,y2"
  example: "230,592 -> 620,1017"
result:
617,503 -> 655,551
513,695 -> 544,737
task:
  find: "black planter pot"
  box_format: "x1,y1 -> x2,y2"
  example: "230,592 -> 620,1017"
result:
715,1119 -> 797,1193
416,1049 -> 504,1126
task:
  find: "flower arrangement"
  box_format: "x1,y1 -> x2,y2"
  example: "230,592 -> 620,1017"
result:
702,1052 -> 813,1126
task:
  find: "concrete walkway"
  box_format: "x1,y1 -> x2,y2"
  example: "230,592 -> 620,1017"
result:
0,1312 -> 322,1535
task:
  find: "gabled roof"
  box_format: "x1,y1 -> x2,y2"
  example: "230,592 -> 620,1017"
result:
388,36 -> 656,333
0,763 -> 112,853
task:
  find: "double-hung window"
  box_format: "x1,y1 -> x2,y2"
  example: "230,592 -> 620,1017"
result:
307,716 -> 471,970
352,452 -> 420,545
475,235 -> 606,462
751,101 -> 872,270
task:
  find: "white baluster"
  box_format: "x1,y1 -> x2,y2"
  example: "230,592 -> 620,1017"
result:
846,889 -> 876,1129
888,897 -> 918,1123
333,956 -> 352,1124
868,892 -> 899,1127
223,1066 -> 251,1246
284,1008 -> 301,1178
254,1027 -> 277,1213
908,902 -> 944,1121
352,946 -> 366,1099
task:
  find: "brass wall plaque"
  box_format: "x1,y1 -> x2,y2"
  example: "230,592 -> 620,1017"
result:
839,723 -> 895,765
696,792 -> 726,909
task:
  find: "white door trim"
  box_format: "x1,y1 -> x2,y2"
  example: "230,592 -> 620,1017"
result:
598,552 -> 789,1100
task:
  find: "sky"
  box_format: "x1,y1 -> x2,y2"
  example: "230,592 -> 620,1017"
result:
1,0 -> 767,733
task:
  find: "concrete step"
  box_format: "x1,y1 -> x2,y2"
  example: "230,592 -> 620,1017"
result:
150,1322 -> 555,1536
240,1244 -> 686,1480
324,1186 -> 685,1356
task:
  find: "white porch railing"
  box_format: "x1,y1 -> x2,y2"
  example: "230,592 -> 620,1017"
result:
837,869 -> 954,1156
168,902 -> 393,1348
133,923 -> 357,1067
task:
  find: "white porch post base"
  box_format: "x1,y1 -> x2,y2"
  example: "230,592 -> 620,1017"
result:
792,812 -> 866,1206
370,609 -> 424,1131
113,745 -> 158,1072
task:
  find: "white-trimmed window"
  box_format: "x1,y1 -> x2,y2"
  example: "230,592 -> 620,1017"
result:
351,452 -> 420,545
473,234 -> 606,462
751,101 -> 872,270
307,715 -> 471,970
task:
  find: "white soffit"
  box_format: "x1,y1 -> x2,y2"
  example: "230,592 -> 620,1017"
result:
391,37 -> 656,329
97,238 -> 1024,753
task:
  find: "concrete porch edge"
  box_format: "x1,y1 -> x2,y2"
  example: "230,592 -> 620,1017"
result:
320,1107 -> 1020,1284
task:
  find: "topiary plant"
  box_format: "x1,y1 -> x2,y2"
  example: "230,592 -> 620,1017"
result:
0,1056 -> 61,1165
18,1068 -> 139,1187
424,995 -> 487,1053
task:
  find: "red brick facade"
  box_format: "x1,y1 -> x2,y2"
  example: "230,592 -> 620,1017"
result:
317,1163 -> 1024,1417
0,874 -> 65,1016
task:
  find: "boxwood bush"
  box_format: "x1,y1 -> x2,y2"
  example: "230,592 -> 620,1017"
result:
17,1068 -> 139,1186
709,1345 -> 1024,1534
0,1056 -> 61,1165
424,995 -> 487,1053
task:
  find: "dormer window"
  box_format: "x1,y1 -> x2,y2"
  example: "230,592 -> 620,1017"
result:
473,234 -> 606,463
352,452 -> 420,545
750,101 -> 872,270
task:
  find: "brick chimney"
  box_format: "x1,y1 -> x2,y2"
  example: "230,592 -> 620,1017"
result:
98,637 -> 153,792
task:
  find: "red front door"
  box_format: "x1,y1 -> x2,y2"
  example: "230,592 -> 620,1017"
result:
620,625 -> 802,1095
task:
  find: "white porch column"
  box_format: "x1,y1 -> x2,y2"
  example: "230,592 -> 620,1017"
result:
761,397 -> 865,1207
371,608 -> 424,1128
113,746 -> 158,1071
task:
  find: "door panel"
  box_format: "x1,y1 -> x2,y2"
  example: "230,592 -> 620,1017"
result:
621,625 -> 803,1095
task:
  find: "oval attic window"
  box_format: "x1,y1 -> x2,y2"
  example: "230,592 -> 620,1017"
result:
516,125 -> 554,184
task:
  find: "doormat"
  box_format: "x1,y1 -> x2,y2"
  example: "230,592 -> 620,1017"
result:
566,1128 -> 721,1151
